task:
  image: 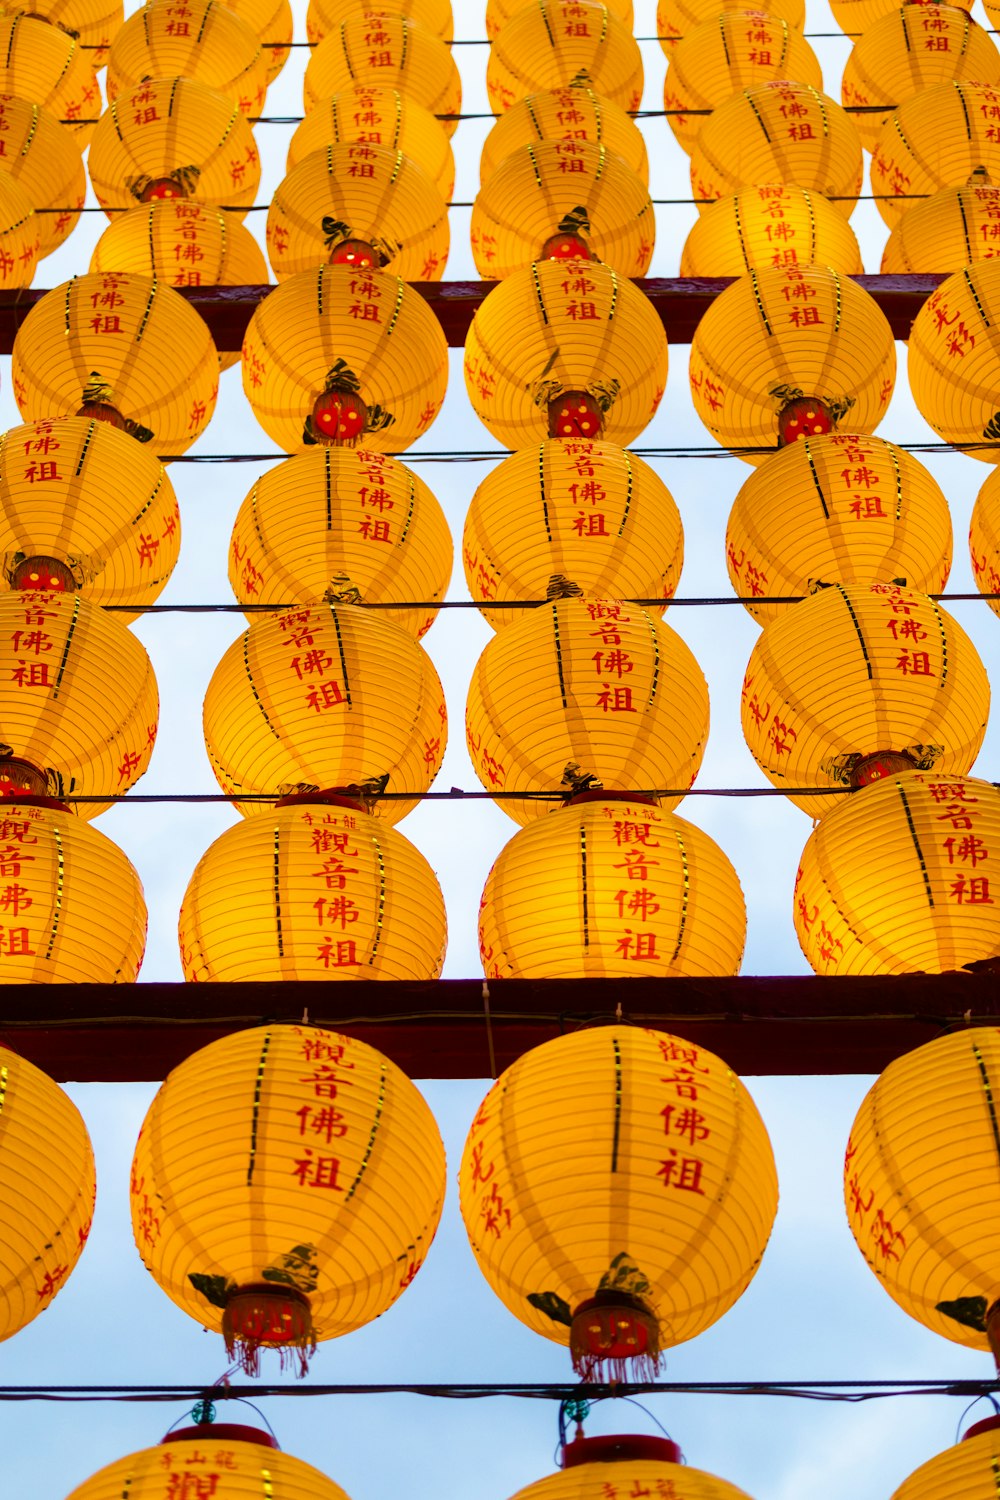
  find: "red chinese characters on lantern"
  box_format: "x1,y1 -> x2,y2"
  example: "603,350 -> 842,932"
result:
158,1443 -> 242,1497
9,596 -> 57,692
276,607 -> 348,716
466,1098 -> 514,1241
289,1026 -> 356,1190
927,780 -> 996,906
844,1134 -> 907,1264
654,1033 -> 712,1198
591,602 -> 638,715
602,803 -> 666,966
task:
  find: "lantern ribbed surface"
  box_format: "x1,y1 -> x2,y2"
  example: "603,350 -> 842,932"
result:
12,272 -> 219,456
88,78 -> 261,219
479,797 -> 746,979
664,11 -> 823,153
0,15 -> 100,143
458,1026 -> 778,1356
228,446 -> 452,637
267,143 -> 450,283
229,0 -> 293,80
488,0 -> 632,38
970,466 -> 1000,618
465,259 -> 668,449
726,432 -> 952,622
833,0 -> 972,36
106,0 -> 269,120
688,265 -> 895,464
0,418 -> 180,621
0,174 -> 37,289
242,265 -> 449,453
908,262 -> 1000,462
870,82 -> 1000,228
203,601 -> 447,822
65,1429 -> 354,1500
889,1424 -> 1000,1499
11,0 -> 123,71
0,1043 -> 94,1341
307,0 -> 453,43
741,583 -> 990,815
881,181 -> 1000,272
487,1 -> 643,115
130,1024 -> 446,1361
507,1451 -> 756,1500
681,184 -> 863,275
844,1027 -> 1000,1349
657,0 -> 805,51
479,85 -> 649,187
794,771 -> 1000,975
303,15 -> 462,131
287,88 -> 455,201
690,83 -> 864,216
471,140 -> 654,279
465,599 -> 709,826
180,797 -> 447,981
0,95 -> 85,259
463,439 -> 683,627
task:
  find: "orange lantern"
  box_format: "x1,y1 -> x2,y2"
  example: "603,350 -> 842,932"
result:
227,0 -> 293,80
908,261 -> 1000,460
888,1419 -> 1000,1500
287,87 -> 455,201
680,184 -> 864,275
970,465 -> 1000,617
882,177 -> 1000,271
303,15 -> 462,133
832,0 -> 971,38
267,143 -> 449,283
106,0 -> 269,120
307,0 -> 453,44
0,173 -> 37,288
1,0 -> 124,71
479,84 -> 649,187
488,0 -> 632,38
487,1 -> 643,116
871,82 -> 1000,228
504,1435 -> 758,1500
228,446 -> 452,637
0,95 -> 84,259
657,0 -> 805,51
0,15 -> 100,143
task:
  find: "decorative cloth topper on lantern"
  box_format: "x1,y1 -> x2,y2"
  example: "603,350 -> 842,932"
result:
227,0 -> 293,80
506,1435 -> 758,1500
887,1418 -> 1000,1500
11,272 -> 219,456
106,0 -> 269,119
179,793 -> 447,982
465,598 -> 710,827
303,14 -> 462,130
487,1 -> 643,115
228,446 -> 452,638
463,439 -> 683,628
480,84 -> 649,187
479,795 -> 746,979
0,15 -> 100,144
287,87 -> 456,201
688,265 -> 895,465
680,185 -> 864,276
725,432 -> 953,623
6,0 -> 124,72
831,0 -> 972,38
882,178 -> 1000,272
793,771 -> 1000,975
908,261 -> 1000,462
307,0 -> 454,44
242,265 -> 449,454
488,0 -> 632,38
465,259 -> 668,449
0,95 -> 85,260
470,139 -> 654,279
0,174 -> 38,289
657,0 -> 804,51
203,601 -> 447,822
741,583 -> 990,816
267,143 -> 450,283
458,1026 -> 778,1376
130,1023 -> 446,1374
0,1043 -> 94,1342
970,466 -> 1000,618
690,83 -> 864,217
870,82 -> 1000,229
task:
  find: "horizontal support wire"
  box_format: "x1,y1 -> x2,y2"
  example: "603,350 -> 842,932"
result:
35,784 -> 999,805
97,595 -> 1000,611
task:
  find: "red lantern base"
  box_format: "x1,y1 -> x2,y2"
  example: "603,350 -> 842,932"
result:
563,1435 -> 683,1467
141,177 -> 187,202
0,757 -> 51,800
541,231 -> 594,262
329,238 -> 379,269
310,386 -> 368,445
777,397 -> 836,446
11,556 -> 77,592
849,749 -> 917,789
569,1292 -> 661,1381
221,1284 -> 316,1378
548,391 -> 604,439
76,399 -> 129,432
163,1424 -> 278,1450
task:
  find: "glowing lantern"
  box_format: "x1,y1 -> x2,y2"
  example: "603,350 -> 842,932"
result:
690,83 -> 864,217
88,78 -> 261,220
479,795 -> 746,979
3,0 -> 123,71
465,259 -> 668,449
909,261 -> 1000,461
889,1420 -> 1000,1500
479,84 -> 648,187
303,15 -> 462,133
106,0 -> 269,120
0,96 -> 84,259
466,599 -> 709,826
0,15 -> 100,143
488,0 -> 632,38
657,0 -> 805,51
307,0 -> 453,44
227,0 -> 293,80
842,6 -> 1000,151
0,1044 -> 94,1340
459,1025 -> 777,1373
463,439 -> 683,627
794,771 -> 1000,974
287,87 -> 455,201
970,466 -> 1000,618
203,601 -> 447,821
726,432 -> 952,623
882,178 -> 1000,271
832,0 -> 971,38
664,12 -> 823,154
487,2 -> 643,116
505,1437 -> 758,1500
228,446 -> 452,637
741,583 -> 989,816
180,793 -> 447,981
12,272 -> 219,456
680,185 -> 864,275
471,140 -> 654,279
242,265 -> 448,454
0,418 -> 180,621
0,174 -> 38,288
130,1023 -> 446,1372
689,265 -> 895,465
267,143 -> 449,283
870,82 -> 1000,228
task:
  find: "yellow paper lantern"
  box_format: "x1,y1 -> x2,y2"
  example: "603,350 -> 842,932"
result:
1,0 -> 123,71
832,0 -> 971,38
970,465 -> 1000,617
0,15 -> 100,142
505,1438 -> 757,1500
471,139 -> 654,279
487,0 -> 643,116
465,598 -> 709,826
741,583 -> 990,815
463,438 -> 684,627
0,173 -> 37,287
287,87 -> 455,201
794,771 -> 1000,974
690,83 -> 864,217
130,1023 -> 446,1372
908,261 -> 1000,461
179,793 -> 447,980
870,82 -> 1000,228
228,446 -> 452,637
889,1421 -> 1000,1500
307,0 -> 453,44
458,1026 -> 777,1372
479,794 -> 746,978
0,96 -> 84,259
0,1043 -> 94,1340
12,272 -> 219,456
657,0 -> 805,52
203,601 -> 447,821
303,15 -> 462,133
465,259 -> 668,449
267,143 -> 450,283
664,11 -> 823,154
0,417 -> 180,621
224,0 -> 292,80
88,78 -> 261,219
688,265 -> 895,465
881,179 -> 1000,271
680,184 -> 864,275
479,84 -> 649,187
106,0 -> 269,120
726,432 -> 952,622
488,0 -> 632,38
242,265 -> 449,454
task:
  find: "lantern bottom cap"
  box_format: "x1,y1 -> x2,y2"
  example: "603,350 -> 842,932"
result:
570,1290 -> 661,1382
221,1283 -> 317,1378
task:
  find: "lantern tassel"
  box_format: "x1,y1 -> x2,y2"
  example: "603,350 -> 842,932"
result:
569,1292 -> 662,1382
221,1284 -> 317,1379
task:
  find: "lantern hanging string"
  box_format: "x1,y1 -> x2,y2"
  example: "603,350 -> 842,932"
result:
91,593 -> 1000,612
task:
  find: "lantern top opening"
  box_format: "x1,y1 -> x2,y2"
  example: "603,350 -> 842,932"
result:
562,1436 -> 684,1468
